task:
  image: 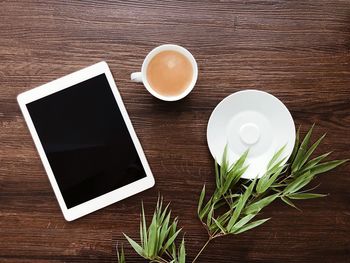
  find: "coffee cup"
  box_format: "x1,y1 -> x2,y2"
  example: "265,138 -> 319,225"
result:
131,44 -> 198,101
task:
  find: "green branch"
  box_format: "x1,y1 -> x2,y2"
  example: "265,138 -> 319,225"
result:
117,125 -> 348,263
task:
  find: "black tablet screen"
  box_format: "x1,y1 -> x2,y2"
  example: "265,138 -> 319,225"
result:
27,74 -> 146,208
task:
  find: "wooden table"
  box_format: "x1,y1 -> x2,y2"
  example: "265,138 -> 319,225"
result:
1,1 -> 349,262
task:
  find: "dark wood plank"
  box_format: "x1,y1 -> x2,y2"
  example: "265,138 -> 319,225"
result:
0,0 -> 349,262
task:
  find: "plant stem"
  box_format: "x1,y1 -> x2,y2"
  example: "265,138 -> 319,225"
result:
157,257 -> 171,263
192,237 -> 212,263
152,257 -> 169,263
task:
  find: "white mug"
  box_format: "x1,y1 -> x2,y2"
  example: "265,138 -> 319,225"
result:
130,44 -> 198,101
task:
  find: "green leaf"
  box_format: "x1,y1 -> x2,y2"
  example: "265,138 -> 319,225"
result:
213,200 -> 227,210
117,244 -> 126,263
267,145 -> 286,170
288,193 -> 327,199
229,166 -> 249,189
124,234 -> 144,257
230,213 -> 256,233
197,185 -> 206,215
281,196 -> 300,211
225,193 -> 240,199
141,203 -> 147,249
214,158 -> 220,188
292,124 -> 314,172
257,165 -> 285,194
226,194 -> 243,231
159,202 -> 170,223
220,145 -> 229,181
206,204 -> 214,227
215,210 -> 231,228
266,165 -> 285,186
289,126 -> 300,163
283,171 -> 313,194
159,212 -> 171,249
233,149 -> 249,172
147,208 -> 159,257
178,238 -> 186,263
244,193 -> 279,215
299,133 -> 326,168
227,178 -> 256,231
310,159 -> 348,176
222,166 -> 247,194
212,218 -> 227,234
233,218 -> 270,234
199,198 -> 212,220
300,152 -> 331,173
169,220 -> 178,259
139,217 -> 143,246
256,173 -> 269,194
160,229 -> 182,255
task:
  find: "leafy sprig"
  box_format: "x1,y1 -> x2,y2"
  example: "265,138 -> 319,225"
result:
120,197 -> 186,263
117,125 -> 347,263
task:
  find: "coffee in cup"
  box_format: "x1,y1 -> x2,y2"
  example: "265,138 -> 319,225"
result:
131,44 -> 198,101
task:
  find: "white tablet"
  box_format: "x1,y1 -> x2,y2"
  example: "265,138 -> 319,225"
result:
17,61 -> 155,221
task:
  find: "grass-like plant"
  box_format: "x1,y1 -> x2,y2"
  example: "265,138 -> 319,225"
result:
119,199 -> 185,263
117,125 -> 347,263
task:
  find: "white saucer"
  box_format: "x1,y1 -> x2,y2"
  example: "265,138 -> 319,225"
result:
207,90 -> 295,179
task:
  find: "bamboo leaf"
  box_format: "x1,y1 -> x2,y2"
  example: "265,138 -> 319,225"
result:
227,178 -> 256,231
244,193 -> 279,215
257,165 -> 285,194
124,234 -> 144,257
233,218 -> 270,234
230,165 -> 249,189
215,210 -> 231,227
310,159 -> 348,176
159,202 -> 170,223
292,124 -> 314,172
212,218 -> 227,234
288,193 -> 327,199
160,229 -> 182,255
141,203 -> 147,249
169,220 -> 178,259
226,194 -> 243,231
222,166 -> 248,194
267,145 -> 286,170
256,172 -> 269,194
230,213 -> 256,233
233,149 -> 249,172
159,212 -> 171,249
206,204 -> 214,227
281,196 -> 300,211
178,238 -> 186,263
148,216 -> 157,257
116,244 -> 126,263
220,145 -> 229,180
199,198 -> 212,220
197,185 -> 206,215
299,133 -> 326,168
289,126 -> 300,163
139,218 -> 143,246
215,159 -> 220,188
266,165 -> 285,186
300,152 -> 331,173
225,193 -> 240,199
151,202 -> 162,255
284,171 -> 313,194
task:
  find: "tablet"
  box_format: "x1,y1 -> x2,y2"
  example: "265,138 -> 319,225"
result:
17,61 -> 155,221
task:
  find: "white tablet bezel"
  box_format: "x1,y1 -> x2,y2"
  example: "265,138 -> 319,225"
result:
17,61 -> 155,221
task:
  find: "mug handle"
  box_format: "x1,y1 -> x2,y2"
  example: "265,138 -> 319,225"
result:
130,72 -> 143,82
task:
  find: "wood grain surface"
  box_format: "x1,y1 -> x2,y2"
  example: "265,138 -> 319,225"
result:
1,0 -> 350,262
